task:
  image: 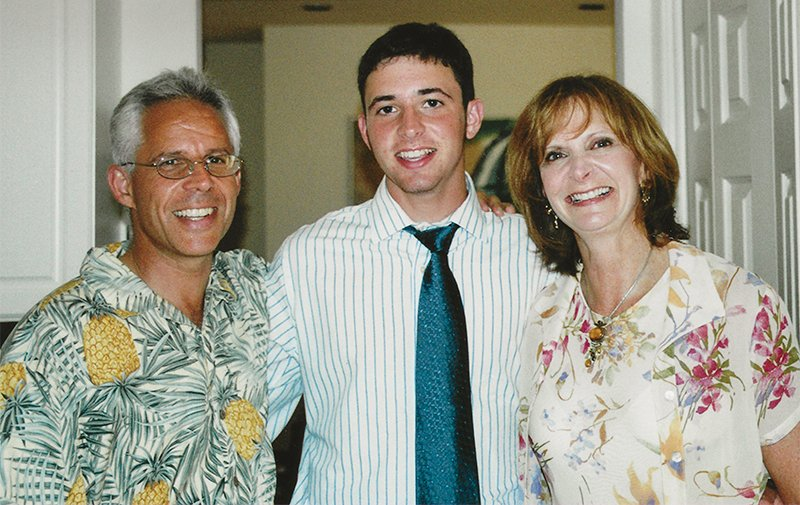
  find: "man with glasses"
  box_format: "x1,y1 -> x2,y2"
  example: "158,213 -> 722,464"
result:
0,68 -> 276,503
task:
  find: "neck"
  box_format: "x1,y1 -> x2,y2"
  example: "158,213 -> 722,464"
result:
578,232 -> 658,317
386,171 -> 469,223
121,245 -> 212,327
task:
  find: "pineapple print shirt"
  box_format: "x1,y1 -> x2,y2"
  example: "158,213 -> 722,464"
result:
0,242 -> 276,505
518,242 -> 800,505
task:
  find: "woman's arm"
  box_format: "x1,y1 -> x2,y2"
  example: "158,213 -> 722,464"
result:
762,422 -> 800,504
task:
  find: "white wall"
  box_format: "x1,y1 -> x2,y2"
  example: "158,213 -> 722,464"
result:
96,0 -> 203,246
262,23 -> 615,258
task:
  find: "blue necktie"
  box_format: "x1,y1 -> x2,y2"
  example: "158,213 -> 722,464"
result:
406,223 -> 481,505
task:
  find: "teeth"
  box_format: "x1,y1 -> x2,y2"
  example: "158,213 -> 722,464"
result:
174,207 -> 214,219
569,187 -> 610,203
397,148 -> 435,160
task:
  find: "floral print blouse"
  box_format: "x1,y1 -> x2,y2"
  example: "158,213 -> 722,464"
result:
0,243 -> 276,504
518,242 -> 800,505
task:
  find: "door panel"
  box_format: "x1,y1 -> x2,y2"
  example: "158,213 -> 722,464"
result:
684,0 -> 791,294
684,0 -> 714,252
710,0 -> 759,271
772,0 -> 798,323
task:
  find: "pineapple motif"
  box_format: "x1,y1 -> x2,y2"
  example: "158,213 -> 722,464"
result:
223,398 -> 264,460
106,242 -> 123,254
0,362 -> 26,408
38,278 -> 83,310
219,278 -> 235,298
83,294 -> 139,385
65,474 -> 87,505
131,480 -> 170,505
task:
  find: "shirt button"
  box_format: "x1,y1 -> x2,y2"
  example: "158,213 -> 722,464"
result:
671,451 -> 682,463
664,390 -> 675,401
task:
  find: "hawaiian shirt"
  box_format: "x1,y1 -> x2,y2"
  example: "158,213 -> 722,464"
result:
0,242 -> 276,504
518,241 -> 800,505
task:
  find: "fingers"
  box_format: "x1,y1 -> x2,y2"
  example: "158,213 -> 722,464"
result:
477,191 -> 517,216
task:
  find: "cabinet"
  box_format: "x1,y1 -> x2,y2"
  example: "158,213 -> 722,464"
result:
0,0 -> 201,322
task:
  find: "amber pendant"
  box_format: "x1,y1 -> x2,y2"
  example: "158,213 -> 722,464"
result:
585,320 -> 607,367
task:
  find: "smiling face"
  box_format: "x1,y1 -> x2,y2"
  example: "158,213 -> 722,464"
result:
357,56 -> 483,221
540,104 -> 645,243
108,98 -> 241,267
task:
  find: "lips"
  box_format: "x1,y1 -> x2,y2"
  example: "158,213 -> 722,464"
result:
396,148 -> 436,162
568,186 -> 611,204
173,207 -> 215,220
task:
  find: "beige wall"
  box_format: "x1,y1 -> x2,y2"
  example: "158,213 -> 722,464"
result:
261,23 -> 614,258
205,41 -> 267,257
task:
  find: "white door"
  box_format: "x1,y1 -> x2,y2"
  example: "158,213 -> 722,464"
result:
683,0 -> 798,322
0,0 -> 202,322
617,0 -> 799,325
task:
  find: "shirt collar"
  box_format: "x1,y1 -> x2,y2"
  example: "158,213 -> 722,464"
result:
367,172 -> 487,241
82,241 -> 235,326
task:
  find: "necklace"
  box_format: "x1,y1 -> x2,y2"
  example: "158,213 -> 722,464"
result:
583,246 -> 653,367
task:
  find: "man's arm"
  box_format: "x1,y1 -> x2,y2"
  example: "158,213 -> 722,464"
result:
0,307 -> 87,501
262,249 -> 304,440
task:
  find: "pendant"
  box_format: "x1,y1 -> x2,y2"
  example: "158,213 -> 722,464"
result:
585,320 -> 606,367
588,323 -> 605,342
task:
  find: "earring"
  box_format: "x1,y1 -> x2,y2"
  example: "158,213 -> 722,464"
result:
545,203 -> 559,229
640,183 -> 652,204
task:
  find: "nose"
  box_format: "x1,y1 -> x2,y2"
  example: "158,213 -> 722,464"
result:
399,109 -> 424,138
183,160 -> 214,191
567,152 -> 594,180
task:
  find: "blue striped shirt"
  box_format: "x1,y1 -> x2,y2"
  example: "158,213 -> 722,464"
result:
264,175 -> 553,504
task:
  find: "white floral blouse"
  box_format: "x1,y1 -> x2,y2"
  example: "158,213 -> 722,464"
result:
518,242 -> 800,505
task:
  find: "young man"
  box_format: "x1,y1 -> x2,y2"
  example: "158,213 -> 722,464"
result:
265,23 -> 553,504
0,68 -> 276,503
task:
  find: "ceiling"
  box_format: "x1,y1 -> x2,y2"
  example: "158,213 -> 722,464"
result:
203,0 -> 614,41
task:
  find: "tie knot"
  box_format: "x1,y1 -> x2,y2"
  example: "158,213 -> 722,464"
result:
405,223 -> 459,254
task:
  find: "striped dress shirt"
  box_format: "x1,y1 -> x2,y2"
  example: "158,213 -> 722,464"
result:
264,175 -> 553,504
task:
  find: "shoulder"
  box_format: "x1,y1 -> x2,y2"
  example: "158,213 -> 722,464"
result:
215,248 -> 269,278
668,241 -> 743,287
213,250 -> 272,311
670,242 -> 785,313
1,272 -> 90,376
532,274 -> 575,313
274,202 -> 375,261
471,210 -> 535,249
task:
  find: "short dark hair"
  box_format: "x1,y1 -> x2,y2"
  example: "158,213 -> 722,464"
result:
357,22 -> 475,110
507,74 -> 689,275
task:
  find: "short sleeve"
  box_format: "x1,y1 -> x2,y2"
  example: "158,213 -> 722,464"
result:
744,281 -> 800,445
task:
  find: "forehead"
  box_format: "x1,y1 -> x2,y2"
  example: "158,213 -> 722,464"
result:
548,101 -> 610,140
142,99 -> 222,128
139,99 -> 231,149
365,56 -> 460,95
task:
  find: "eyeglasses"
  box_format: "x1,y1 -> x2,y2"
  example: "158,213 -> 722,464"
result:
121,154 -> 244,180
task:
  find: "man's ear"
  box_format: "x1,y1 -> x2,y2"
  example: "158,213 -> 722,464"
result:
465,98 -> 485,140
357,114 -> 372,151
107,164 -> 135,209
234,169 -> 242,195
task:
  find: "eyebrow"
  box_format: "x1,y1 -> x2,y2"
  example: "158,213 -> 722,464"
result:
149,148 -> 232,161
367,87 -> 454,111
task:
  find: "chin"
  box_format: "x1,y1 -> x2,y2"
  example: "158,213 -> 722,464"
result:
181,238 -> 224,258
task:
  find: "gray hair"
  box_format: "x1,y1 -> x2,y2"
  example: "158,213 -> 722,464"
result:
110,67 -> 241,164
